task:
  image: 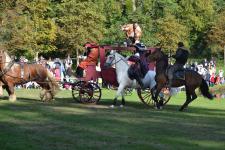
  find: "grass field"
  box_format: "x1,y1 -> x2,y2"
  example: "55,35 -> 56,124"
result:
0,88 -> 225,150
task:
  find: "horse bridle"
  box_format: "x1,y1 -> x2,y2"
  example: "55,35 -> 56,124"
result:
106,54 -> 129,67
0,61 -> 15,77
0,50 -> 15,77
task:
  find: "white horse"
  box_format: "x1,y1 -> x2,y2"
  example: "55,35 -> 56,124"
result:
104,50 -> 156,108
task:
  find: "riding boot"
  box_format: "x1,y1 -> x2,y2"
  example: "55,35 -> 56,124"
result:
167,68 -> 174,89
168,79 -> 173,89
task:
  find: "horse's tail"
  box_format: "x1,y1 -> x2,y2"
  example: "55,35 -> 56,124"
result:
200,78 -> 213,100
46,70 -> 60,97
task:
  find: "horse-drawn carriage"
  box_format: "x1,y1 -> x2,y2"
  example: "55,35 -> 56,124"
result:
71,43 -> 171,107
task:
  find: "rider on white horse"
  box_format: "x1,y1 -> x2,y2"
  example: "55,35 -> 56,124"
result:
127,43 -> 150,88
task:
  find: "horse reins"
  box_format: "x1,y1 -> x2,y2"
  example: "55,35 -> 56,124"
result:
107,54 -> 129,67
0,60 -> 15,77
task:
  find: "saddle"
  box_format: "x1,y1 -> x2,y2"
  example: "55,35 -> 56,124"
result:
166,66 -> 186,80
128,56 -> 142,78
173,70 -> 185,80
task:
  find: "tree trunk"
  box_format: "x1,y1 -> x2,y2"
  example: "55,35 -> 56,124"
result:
224,46 -> 225,66
76,49 -> 79,67
132,0 -> 136,12
121,0 -> 126,16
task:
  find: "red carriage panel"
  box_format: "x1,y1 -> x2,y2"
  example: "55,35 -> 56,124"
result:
84,65 -> 100,81
101,68 -> 119,87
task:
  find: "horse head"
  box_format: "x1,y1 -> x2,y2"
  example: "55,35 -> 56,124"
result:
147,47 -> 164,62
0,50 -> 12,71
104,50 -> 116,68
104,50 -> 128,69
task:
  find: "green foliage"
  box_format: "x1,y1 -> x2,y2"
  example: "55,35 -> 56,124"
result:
206,10 -> 225,54
0,0 -> 224,59
0,0 -> 57,57
56,0 -> 105,54
154,15 -> 189,52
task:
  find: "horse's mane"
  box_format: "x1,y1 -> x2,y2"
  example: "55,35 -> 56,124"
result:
111,50 -> 127,61
161,51 -> 169,67
151,48 -> 169,73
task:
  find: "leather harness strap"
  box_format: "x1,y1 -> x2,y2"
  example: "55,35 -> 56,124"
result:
0,60 -> 15,77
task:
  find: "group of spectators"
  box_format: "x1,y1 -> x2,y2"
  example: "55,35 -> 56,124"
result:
15,54 -> 225,90
184,58 -> 224,86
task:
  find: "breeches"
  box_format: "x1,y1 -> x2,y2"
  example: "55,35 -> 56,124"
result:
168,64 -> 184,80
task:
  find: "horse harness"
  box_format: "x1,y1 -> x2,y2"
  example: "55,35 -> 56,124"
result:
107,54 -> 129,67
0,60 -> 15,77
0,50 -> 31,81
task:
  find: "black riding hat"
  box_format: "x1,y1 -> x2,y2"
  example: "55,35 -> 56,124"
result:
178,42 -> 184,47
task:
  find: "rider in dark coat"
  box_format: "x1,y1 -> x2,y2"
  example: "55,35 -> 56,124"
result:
168,42 -> 190,87
127,43 -> 148,88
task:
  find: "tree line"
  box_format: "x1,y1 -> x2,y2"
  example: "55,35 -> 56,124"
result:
0,0 -> 224,60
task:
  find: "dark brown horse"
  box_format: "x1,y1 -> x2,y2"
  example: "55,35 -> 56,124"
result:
0,50 -> 59,102
148,48 -> 213,111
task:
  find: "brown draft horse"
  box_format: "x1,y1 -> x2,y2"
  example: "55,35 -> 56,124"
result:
0,50 -> 59,102
147,48 -> 213,111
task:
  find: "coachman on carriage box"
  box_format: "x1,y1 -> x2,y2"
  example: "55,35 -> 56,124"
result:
76,42 -> 99,78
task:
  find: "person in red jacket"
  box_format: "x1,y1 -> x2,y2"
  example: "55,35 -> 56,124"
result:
76,42 -> 99,77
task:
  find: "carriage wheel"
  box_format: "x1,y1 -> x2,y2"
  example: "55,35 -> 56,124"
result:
72,81 -> 101,104
137,88 -> 171,107
137,88 -> 154,107
87,82 -> 102,104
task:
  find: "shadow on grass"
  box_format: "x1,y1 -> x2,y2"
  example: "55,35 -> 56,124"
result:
0,95 -> 225,150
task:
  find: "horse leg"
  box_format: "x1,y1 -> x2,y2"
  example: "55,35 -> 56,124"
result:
152,84 -> 163,109
38,81 -> 52,102
110,84 -> 126,108
5,84 -> 16,102
0,84 -> 3,96
120,92 -> 125,108
40,89 -> 46,101
179,88 -> 197,111
44,91 -> 53,102
0,81 -> 4,96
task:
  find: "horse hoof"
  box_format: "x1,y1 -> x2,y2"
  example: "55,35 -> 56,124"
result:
119,105 -> 124,108
154,106 -> 161,110
109,105 -> 115,108
9,95 -> 17,102
154,106 -> 159,109
179,108 -> 187,111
